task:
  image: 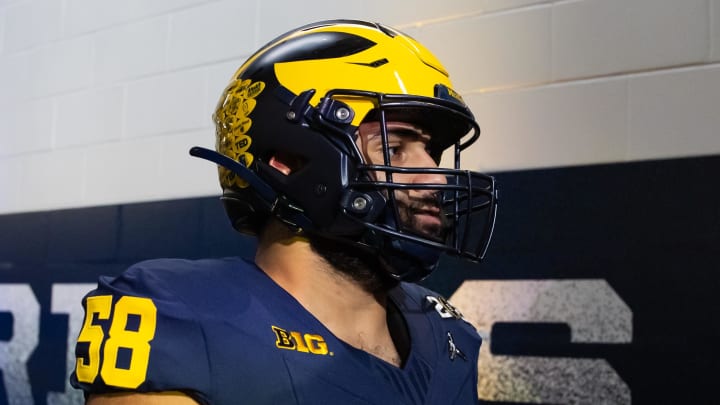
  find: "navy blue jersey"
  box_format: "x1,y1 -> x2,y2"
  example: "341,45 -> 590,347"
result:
71,257 -> 481,404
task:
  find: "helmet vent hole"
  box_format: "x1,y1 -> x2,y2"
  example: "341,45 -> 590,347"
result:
268,151 -> 307,175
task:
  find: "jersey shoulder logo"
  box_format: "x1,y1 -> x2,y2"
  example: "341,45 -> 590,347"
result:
446,332 -> 467,361
271,325 -> 333,356
425,295 -> 464,320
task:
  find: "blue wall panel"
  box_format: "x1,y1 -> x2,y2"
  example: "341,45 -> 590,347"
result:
1,155 -> 718,404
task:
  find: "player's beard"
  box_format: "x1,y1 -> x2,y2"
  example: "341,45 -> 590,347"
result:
309,192 -> 448,294
309,236 -> 399,295
396,193 -> 450,243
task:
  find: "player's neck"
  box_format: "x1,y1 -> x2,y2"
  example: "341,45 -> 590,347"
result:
256,224 -> 403,366
256,230 -> 387,314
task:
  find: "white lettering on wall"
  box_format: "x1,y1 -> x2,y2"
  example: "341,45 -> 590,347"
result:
451,279 -> 632,404
46,284 -> 94,405
0,284 -> 40,405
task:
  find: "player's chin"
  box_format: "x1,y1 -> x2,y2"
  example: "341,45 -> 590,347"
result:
408,213 -> 447,243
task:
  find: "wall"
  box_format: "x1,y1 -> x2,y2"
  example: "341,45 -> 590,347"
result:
1,0 -> 719,213
1,1 -> 719,404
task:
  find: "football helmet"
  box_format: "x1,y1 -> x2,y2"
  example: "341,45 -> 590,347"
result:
191,19 -> 497,281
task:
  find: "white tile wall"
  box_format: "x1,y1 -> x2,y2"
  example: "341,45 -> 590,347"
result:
713,0 -> 720,61
628,65 -> 720,160
55,86 -> 124,148
361,0 -> 483,26
0,98 -> 55,156
28,36 -> 94,98
255,1 -> 365,45
254,1 -> 484,47
156,129 -> 220,199
83,137 -> 164,207
0,0 -> 718,215
65,0 -> 213,36
94,17 -> 168,83
407,7 -> 552,92
125,68 -> 208,138
3,0 -> 63,52
18,148 -> 87,212
0,52 -> 30,105
0,0 -> 21,6
479,0 -> 552,13
168,1 -> 257,69
464,79 -> 628,172
552,0 -> 709,80
0,156 -> 21,211
0,7 -> 5,54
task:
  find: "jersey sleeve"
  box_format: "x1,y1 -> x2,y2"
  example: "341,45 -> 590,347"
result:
70,260 -> 212,403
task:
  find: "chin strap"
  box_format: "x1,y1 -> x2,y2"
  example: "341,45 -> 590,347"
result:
370,208 -> 442,282
189,146 -> 313,232
382,238 -> 441,282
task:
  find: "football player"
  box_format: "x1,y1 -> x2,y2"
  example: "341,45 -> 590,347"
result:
72,20 -> 497,404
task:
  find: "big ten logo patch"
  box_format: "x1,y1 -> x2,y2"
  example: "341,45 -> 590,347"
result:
271,326 -> 332,356
215,78 -> 265,189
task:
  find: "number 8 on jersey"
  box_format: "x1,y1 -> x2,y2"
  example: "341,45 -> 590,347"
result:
75,295 -> 157,389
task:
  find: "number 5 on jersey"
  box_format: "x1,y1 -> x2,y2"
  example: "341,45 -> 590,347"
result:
75,295 -> 157,389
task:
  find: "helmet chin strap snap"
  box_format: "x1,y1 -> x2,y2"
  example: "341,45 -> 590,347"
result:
340,190 -> 385,223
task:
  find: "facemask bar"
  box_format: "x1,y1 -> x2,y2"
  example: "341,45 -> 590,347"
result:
286,86 -> 498,263
311,89 -> 497,262
349,166 -> 497,261
315,89 -> 481,159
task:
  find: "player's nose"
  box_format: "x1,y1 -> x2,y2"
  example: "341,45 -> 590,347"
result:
409,150 -> 447,185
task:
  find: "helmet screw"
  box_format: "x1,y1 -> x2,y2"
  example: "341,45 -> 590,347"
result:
314,184 -> 327,196
335,107 -> 351,121
352,196 -> 368,211
286,111 -> 296,120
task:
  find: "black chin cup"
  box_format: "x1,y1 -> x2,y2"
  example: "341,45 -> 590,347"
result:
379,230 -> 443,282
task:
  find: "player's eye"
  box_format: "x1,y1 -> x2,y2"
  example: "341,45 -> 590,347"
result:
387,145 -> 407,164
387,146 -> 398,158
